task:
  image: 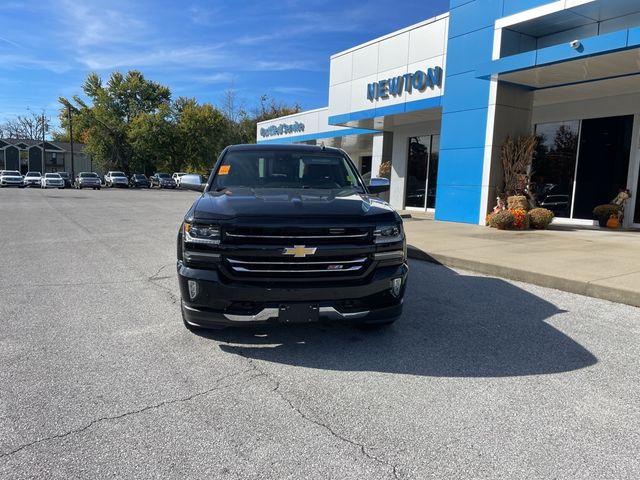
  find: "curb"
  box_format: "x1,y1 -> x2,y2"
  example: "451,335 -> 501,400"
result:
407,245 -> 640,308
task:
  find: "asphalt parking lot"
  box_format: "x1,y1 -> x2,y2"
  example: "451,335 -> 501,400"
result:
1,187 -> 639,479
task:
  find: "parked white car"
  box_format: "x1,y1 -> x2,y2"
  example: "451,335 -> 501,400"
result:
0,170 -> 24,187
104,171 -> 128,188
41,173 -> 65,189
23,171 -> 42,187
172,172 -> 187,186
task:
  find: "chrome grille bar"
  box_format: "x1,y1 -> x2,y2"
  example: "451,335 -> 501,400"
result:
225,232 -> 368,239
227,258 -> 367,265
231,266 -> 363,273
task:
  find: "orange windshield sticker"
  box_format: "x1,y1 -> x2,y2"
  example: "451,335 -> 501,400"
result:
219,165 -> 231,175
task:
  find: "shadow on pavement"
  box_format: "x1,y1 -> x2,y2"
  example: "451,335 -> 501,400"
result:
200,261 -> 597,378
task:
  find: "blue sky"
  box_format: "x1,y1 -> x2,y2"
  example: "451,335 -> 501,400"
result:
0,0 -> 449,130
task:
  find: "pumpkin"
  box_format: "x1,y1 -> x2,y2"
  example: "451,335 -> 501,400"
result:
607,214 -> 620,229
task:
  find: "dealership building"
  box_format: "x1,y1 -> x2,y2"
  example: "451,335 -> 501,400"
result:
257,0 -> 640,228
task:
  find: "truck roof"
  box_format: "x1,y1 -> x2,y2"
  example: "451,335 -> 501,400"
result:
226,144 -> 343,154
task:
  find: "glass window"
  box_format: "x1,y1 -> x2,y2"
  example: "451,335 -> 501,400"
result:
405,135 -> 440,209
212,150 -> 363,192
427,135 -> 439,209
532,121 -> 580,218
405,136 -> 429,208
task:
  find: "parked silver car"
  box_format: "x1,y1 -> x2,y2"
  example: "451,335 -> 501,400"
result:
105,171 -> 128,188
41,173 -> 65,189
23,171 -> 42,187
75,172 -> 102,190
0,170 -> 24,187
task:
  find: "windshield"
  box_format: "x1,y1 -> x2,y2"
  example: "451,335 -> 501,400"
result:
157,173 -> 171,179
79,172 -> 98,178
211,151 -> 364,192
45,173 -> 61,178
134,175 -> 146,179
111,172 -> 126,177
26,172 -> 40,177
3,171 -> 20,176
58,172 -> 69,178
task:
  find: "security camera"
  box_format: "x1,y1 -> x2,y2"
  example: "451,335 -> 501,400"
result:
570,40 -> 581,49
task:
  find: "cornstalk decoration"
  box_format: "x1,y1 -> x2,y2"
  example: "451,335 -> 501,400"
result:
500,135 -> 538,196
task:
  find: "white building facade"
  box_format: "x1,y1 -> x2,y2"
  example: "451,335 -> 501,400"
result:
257,0 -> 640,229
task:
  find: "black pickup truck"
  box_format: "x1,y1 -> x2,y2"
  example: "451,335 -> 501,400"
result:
177,144 -> 408,330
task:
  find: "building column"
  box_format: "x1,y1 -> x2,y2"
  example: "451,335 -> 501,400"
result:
478,80 -> 534,222
371,131 -> 394,203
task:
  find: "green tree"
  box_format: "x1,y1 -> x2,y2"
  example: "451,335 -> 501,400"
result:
58,70 -> 171,173
174,97 -> 227,172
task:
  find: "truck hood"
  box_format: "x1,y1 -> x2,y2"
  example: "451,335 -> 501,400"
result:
192,188 -> 398,223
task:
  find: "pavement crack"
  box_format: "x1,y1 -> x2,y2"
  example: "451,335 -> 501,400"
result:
148,264 -> 170,281
146,264 -> 179,303
271,381 -> 401,479
0,368 -> 262,461
222,341 -> 402,479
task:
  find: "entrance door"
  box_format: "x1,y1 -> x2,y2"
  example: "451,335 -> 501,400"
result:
572,115 -> 633,219
405,135 -> 440,209
633,161 -> 640,227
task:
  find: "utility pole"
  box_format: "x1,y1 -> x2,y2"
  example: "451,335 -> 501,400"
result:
42,112 -> 46,173
68,104 -> 75,179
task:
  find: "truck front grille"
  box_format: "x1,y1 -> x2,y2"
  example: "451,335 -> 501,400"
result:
224,226 -> 371,245
226,256 -> 367,274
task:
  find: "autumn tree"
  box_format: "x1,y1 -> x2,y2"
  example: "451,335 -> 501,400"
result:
58,70 -> 171,173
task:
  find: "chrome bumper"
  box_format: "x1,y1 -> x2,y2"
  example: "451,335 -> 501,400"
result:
223,306 -> 370,322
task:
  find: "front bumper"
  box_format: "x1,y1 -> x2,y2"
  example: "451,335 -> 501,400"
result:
0,179 -> 23,186
177,262 -> 408,328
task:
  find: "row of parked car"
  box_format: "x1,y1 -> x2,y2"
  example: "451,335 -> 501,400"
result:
0,170 -> 192,190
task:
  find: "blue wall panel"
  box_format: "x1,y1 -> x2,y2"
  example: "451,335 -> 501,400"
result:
434,185 -> 484,224
439,109 -> 488,150
435,0 -> 498,224
502,0 -> 554,16
448,0 -> 503,38
442,71 -> 492,113
446,27 -> 496,75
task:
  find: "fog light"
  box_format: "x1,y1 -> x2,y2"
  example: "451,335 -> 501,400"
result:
188,280 -> 198,300
390,277 -> 402,297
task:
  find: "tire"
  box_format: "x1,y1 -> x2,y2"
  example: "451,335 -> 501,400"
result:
97,187 -> 101,190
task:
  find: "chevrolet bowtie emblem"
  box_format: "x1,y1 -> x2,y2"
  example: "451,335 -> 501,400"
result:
283,245 -> 317,258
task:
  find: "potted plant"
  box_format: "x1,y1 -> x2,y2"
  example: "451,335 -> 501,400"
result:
489,210 -> 515,230
528,208 -> 555,229
510,208 -> 529,230
593,204 -> 620,227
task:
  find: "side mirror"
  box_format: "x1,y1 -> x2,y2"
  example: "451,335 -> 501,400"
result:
368,177 -> 390,194
180,174 -> 205,192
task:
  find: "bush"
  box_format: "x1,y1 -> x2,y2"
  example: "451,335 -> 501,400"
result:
489,210 -> 515,229
592,204 -> 620,217
529,208 -> 554,229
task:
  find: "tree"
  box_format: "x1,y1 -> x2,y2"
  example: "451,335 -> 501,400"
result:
1,111 -> 51,139
221,91 -> 301,144
58,70 -> 171,173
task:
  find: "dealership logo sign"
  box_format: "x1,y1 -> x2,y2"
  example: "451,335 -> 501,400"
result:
367,66 -> 443,101
260,121 -> 305,138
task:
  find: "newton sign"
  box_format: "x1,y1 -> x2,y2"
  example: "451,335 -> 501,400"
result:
367,66 -> 443,101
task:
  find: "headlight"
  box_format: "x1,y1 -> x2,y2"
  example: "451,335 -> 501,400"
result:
183,223 -> 220,245
374,223 -> 403,244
